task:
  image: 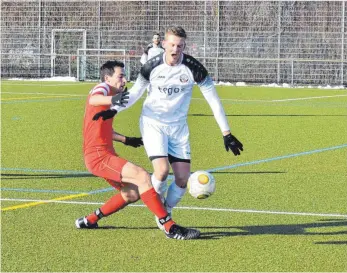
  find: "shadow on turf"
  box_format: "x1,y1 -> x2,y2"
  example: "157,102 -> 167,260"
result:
315,241 -> 347,245
189,114 -> 347,117
196,219 -> 347,240
80,219 -> 347,244
1,173 -> 94,179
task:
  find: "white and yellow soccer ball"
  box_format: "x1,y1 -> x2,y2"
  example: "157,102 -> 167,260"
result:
187,170 -> 216,199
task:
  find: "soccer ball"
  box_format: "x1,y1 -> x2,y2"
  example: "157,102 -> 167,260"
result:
187,170 -> 216,199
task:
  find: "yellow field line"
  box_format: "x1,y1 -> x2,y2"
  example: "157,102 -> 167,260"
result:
1,193 -> 89,211
1,95 -> 75,101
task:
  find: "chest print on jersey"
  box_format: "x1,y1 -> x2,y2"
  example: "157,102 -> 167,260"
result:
180,74 -> 189,83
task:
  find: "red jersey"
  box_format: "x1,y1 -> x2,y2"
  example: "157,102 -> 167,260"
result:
83,82 -> 115,154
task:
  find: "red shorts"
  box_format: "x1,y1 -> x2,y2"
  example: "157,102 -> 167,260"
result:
84,147 -> 128,190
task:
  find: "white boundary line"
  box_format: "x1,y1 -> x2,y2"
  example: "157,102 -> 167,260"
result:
272,94 -> 347,102
2,92 -> 347,102
2,83 -> 93,86
1,92 -> 84,97
193,94 -> 347,102
1,198 -> 346,218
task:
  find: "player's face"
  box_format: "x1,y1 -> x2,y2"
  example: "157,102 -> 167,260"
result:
105,66 -> 127,93
153,35 -> 160,45
163,34 -> 186,65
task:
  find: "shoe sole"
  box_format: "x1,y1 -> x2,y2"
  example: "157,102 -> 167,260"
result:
166,229 -> 201,240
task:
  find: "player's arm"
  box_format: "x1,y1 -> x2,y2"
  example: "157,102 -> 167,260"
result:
199,76 -> 243,156
112,131 -> 143,148
111,74 -> 149,113
89,94 -> 113,106
91,89 -> 130,121
140,53 -> 148,65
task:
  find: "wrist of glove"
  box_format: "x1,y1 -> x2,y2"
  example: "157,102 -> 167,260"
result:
111,87 -> 129,107
92,109 -> 118,121
124,136 -> 143,148
223,133 -> 243,156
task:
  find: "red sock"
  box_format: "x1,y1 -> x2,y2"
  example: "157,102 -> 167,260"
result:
86,193 -> 127,224
140,188 -> 175,232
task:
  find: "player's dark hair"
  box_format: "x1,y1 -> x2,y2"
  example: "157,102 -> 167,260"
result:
100,60 -> 124,82
165,26 -> 187,39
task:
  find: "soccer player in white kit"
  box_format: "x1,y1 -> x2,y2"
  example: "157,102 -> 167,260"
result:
140,33 -> 165,65
96,26 -> 243,230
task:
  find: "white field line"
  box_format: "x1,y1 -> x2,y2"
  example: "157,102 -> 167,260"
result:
2,83 -> 93,86
271,94 -> 347,102
193,94 -> 347,102
2,92 -> 347,102
1,92 -> 84,97
1,198 -> 346,218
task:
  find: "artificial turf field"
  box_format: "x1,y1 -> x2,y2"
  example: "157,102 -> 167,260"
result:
1,80 -> 347,272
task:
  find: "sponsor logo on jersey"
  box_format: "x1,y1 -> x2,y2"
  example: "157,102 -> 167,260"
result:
158,86 -> 184,95
158,75 -> 165,79
180,74 -> 189,83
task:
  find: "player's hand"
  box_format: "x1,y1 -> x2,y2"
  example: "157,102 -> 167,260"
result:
124,137 -> 143,148
111,87 -> 129,107
92,109 -> 117,121
223,133 -> 243,156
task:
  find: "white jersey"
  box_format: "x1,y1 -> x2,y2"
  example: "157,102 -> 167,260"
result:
140,43 -> 165,65
114,52 -> 230,133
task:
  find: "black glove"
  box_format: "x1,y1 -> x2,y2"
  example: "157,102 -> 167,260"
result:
124,137 -> 143,148
92,88 -> 129,121
111,87 -> 129,107
223,133 -> 243,156
92,109 -> 117,121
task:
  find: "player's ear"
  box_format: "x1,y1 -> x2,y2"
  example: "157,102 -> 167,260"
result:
183,42 -> 186,50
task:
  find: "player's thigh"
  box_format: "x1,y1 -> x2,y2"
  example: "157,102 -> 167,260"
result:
168,123 -> 191,160
88,152 -> 128,183
121,161 -> 151,188
140,117 -> 168,157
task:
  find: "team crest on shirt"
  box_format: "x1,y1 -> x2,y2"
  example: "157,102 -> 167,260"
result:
180,74 -> 189,83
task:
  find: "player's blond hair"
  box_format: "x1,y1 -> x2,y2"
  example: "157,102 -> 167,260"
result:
165,26 -> 187,39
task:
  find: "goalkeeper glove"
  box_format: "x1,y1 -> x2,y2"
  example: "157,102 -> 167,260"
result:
223,133 -> 243,156
111,88 -> 129,107
124,137 -> 143,148
92,88 -> 129,121
93,109 -> 117,121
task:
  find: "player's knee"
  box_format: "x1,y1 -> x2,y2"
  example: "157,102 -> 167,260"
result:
133,166 -> 152,187
153,166 -> 170,181
121,190 -> 140,203
175,173 -> 190,187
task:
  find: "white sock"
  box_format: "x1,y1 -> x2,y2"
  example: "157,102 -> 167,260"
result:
151,174 -> 167,201
166,181 -> 186,214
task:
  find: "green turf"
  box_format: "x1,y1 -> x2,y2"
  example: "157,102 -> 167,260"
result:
1,81 -> 347,272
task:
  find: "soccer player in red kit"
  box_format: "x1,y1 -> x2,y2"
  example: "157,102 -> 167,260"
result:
76,60 -> 200,240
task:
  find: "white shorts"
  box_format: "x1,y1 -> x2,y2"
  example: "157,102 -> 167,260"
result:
140,116 -> 191,160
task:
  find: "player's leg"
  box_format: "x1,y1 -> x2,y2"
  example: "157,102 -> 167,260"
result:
166,158 -> 190,213
166,123 -> 191,213
77,182 -> 140,228
140,116 -> 170,200
151,157 -> 170,201
121,161 -> 200,239
79,151 -> 175,230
